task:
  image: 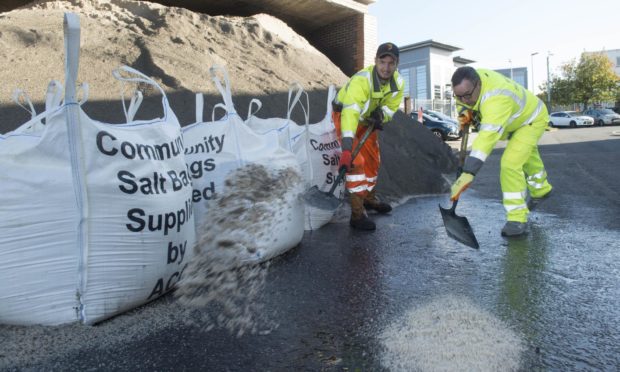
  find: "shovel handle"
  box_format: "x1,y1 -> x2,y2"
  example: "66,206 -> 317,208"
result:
326,166 -> 347,195
450,198 -> 459,212
328,122 -> 375,196
459,123 -> 470,166
454,121 -> 471,179
350,122 -> 375,160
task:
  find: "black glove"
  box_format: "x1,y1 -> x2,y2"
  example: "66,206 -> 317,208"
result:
340,137 -> 353,152
367,108 -> 385,130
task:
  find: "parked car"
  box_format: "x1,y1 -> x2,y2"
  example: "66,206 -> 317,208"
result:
548,111 -> 594,128
411,111 -> 461,140
582,108 -> 620,126
424,109 -> 457,125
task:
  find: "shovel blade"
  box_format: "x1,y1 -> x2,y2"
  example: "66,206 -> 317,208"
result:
439,204 -> 479,249
302,185 -> 342,211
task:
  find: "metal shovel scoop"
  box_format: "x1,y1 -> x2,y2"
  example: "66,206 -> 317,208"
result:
302,169 -> 346,211
439,120 -> 479,249
439,199 -> 479,249
302,123 -> 375,211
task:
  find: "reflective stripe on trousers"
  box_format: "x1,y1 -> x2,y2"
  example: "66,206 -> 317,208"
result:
333,111 -> 380,197
500,117 -> 552,222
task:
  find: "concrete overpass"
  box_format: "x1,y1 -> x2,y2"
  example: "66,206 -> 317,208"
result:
2,0 -> 378,76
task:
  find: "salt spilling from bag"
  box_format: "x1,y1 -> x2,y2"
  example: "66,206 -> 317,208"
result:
175,163 -> 302,336
183,65 -> 304,256
245,84 -> 345,230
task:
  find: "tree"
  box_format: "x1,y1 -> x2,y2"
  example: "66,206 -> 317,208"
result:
542,53 -> 619,109
540,59 -> 577,107
573,53 -> 619,108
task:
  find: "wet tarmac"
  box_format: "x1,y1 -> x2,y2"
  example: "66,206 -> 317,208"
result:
7,127 -> 620,371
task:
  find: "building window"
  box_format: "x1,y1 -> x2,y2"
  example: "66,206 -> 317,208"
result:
434,85 -> 441,99
400,68 -> 411,97
616,56 -> 620,66
515,71 -> 527,88
444,84 -> 452,99
416,65 -> 427,100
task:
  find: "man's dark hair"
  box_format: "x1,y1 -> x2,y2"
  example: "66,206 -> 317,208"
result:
452,66 -> 480,86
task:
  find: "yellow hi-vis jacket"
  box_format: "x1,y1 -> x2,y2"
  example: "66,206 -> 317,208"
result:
335,65 -> 404,139
457,68 -> 548,175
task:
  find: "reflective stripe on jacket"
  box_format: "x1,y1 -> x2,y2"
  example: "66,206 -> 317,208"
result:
457,69 -> 549,175
335,65 -> 404,138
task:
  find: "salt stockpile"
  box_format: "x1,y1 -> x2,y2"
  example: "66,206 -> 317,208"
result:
0,0 -> 349,128
0,0 -> 457,202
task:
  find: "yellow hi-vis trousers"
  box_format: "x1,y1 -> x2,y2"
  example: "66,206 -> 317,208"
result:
500,119 -> 552,223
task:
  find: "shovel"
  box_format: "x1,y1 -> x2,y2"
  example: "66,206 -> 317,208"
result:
302,123 -> 375,211
439,122 -> 480,249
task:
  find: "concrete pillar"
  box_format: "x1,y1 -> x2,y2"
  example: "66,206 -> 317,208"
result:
309,13 -> 377,76
362,13 -> 377,69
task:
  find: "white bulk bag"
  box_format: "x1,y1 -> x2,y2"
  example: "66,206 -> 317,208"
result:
246,84 -> 344,230
0,96 -> 78,325
8,80 -> 87,135
79,65 -> 195,325
183,65 -> 303,264
0,13 -> 195,326
302,85 -> 345,230
244,82 -> 309,161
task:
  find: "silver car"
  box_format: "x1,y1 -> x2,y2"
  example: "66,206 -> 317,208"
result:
582,108 -> 620,126
549,111 -> 594,128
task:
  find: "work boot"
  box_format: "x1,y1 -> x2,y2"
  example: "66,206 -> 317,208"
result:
363,189 -> 392,214
527,189 -> 553,211
501,221 -> 527,237
350,193 -> 376,231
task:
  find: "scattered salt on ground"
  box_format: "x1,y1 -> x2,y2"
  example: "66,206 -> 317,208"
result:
379,295 -> 525,372
0,296 -> 182,369
176,163 -> 303,337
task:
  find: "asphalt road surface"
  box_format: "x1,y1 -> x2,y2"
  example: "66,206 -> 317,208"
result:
5,126 -> 620,371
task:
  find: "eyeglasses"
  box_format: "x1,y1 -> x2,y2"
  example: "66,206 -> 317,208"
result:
453,81 -> 478,100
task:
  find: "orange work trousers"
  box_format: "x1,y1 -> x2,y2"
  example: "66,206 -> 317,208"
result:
333,111 -> 380,197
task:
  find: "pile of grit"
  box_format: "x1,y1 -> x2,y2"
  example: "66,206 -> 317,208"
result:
0,0 -> 457,368
0,0 -> 457,201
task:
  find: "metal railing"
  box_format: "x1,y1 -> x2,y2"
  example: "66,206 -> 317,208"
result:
549,103 -> 583,113
403,97 -> 457,118
402,97 -> 613,117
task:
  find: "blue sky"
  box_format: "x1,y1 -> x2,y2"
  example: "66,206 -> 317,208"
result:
369,0 -> 620,91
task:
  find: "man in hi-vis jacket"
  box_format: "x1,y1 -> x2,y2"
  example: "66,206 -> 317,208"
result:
332,42 -> 404,231
450,66 -> 553,237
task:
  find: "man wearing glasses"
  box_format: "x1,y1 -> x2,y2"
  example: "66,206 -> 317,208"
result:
449,66 -> 553,237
